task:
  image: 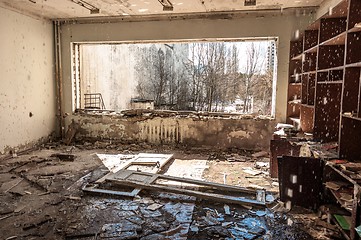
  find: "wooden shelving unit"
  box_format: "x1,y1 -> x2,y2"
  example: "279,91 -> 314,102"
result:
284,0 -> 361,238
324,163 -> 361,240
286,0 -> 359,144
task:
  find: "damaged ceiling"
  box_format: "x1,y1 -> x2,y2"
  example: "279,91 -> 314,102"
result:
0,0 -> 325,20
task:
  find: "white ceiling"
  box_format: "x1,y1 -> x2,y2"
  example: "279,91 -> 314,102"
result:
0,0 -> 325,20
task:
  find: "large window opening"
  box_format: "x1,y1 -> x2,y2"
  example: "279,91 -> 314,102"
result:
72,38 -> 278,116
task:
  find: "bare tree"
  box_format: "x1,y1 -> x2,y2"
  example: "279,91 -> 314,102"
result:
253,70 -> 273,114
240,43 -> 264,113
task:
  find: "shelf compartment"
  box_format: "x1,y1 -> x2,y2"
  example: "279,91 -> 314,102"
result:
290,39 -> 303,59
346,31 -> 361,65
287,102 -> 300,119
303,52 -> 317,72
300,104 -> 314,133
342,67 -> 361,115
289,73 -> 302,83
329,189 -> 353,212
308,74 -> 316,106
320,31 -> 346,46
288,83 -> 301,102
304,30 -> 319,50
319,17 -> 347,43
289,60 -> 302,77
339,116 -> 361,159
348,0 -> 361,31
313,83 -> 342,142
318,45 -> 345,70
301,74 -> 308,104
317,69 -> 344,83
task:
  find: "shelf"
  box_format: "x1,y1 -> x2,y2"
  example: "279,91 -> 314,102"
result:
327,163 -> 360,186
317,80 -> 343,84
320,31 -> 346,46
342,114 -> 361,122
317,66 -> 344,72
329,189 -> 353,212
291,53 -> 303,61
303,71 -> 317,75
289,117 -> 300,125
348,24 -> 361,33
289,82 -> 301,86
304,45 -> 318,53
301,104 -> 314,108
288,100 -> 301,104
346,62 -> 361,68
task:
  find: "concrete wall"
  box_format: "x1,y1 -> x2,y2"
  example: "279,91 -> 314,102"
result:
0,7 -> 56,154
61,13 -> 314,123
72,114 -> 276,150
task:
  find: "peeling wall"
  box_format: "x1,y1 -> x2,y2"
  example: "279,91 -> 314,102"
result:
0,7 -> 56,154
72,114 -> 276,150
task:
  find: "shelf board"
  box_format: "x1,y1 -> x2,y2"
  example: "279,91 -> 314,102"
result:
328,189 -> 353,212
304,45 -> 318,53
301,104 -> 315,108
342,114 -> 361,122
288,100 -> 301,104
319,31 -> 346,46
290,74 -> 302,78
289,82 -> 301,86
327,163 -> 360,186
291,53 -> 303,61
303,71 -> 317,75
345,62 -> 361,68
307,20 -> 320,30
318,66 -> 344,72
317,80 -> 343,84
348,23 -> 361,33
289,117 -> 300,124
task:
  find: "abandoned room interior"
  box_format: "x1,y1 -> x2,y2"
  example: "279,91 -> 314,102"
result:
1,0 -> 361,239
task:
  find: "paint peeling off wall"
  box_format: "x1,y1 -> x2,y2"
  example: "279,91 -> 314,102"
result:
71,114 -> 276,150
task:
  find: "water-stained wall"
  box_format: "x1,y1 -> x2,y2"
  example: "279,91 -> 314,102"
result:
0,7 -> 56,154
72,114 -> 276,150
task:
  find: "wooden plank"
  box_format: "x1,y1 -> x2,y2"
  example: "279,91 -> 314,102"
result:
111,170 -> 256,194
82,184 -> 141,197
108,178 -> 265,207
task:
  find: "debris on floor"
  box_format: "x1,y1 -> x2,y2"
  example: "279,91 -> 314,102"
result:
0,141 -> 342,239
